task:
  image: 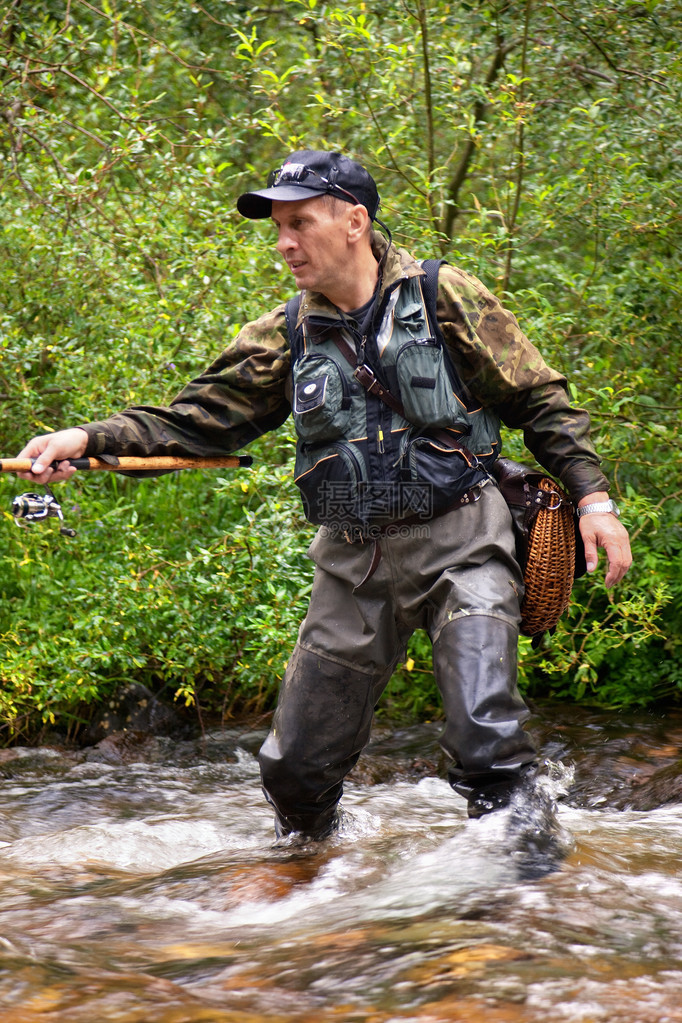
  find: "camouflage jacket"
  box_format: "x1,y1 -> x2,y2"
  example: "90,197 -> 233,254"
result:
80,233 -> 609,501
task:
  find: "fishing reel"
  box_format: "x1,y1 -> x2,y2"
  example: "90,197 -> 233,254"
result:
11,486 -> 76,537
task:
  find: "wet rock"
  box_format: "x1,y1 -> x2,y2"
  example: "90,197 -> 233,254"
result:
614,759 -> 682,811
349,753 -> 441,785
348,721 -> 446,785
0,746 -> 80,778
527,702 -> 682,811
81,683 -> 190,745
218,861 -> 324,906
84,729 -> 165,765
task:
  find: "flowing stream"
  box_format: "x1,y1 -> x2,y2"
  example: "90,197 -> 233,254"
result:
1,702 -> 682,1022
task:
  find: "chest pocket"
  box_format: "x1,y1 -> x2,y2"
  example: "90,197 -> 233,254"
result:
395,338 -> 465,429
292,353 -> 352,441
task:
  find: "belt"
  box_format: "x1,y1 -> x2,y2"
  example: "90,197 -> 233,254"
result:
340,479 -> 491,590
341,479 -> 490,545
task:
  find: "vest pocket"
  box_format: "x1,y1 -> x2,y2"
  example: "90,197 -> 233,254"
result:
397,427 -> 487,510
294,440 -> 368,526
395,339 -> 464,428
293,353 -> 351,441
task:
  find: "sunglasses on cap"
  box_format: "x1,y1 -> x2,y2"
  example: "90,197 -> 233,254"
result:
267,163 -> 362,207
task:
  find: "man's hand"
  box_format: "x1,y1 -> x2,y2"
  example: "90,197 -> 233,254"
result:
15,428 -> 90,484
578,491 -> 632,588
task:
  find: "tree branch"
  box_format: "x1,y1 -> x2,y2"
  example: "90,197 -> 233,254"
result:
547,2 -> 619,73
413,0 -> 435,180
441,38 -> 518,238
502,0 -> 532,292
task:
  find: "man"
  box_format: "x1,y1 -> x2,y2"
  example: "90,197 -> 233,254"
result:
17,150 -> 631,834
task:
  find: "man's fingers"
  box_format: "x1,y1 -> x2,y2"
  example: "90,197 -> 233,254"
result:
579,514 -> 632,589
15,446 -> 59,482
603,536 -> 633,588
583,537 -> 599,575
27,460 -> 77,485
15,428 -> 88,483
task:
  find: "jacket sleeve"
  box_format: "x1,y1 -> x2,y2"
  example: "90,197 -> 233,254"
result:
80,305 -> 292,460
436,264 -> 610,501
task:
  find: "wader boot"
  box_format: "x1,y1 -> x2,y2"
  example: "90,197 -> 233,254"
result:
257,644 -> 387,841
432,613 -> 538,819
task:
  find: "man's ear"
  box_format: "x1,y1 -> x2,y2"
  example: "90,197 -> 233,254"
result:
347,204 -> 371,243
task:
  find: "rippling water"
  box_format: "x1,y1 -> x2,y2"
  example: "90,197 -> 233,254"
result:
1,705 -> 682,1022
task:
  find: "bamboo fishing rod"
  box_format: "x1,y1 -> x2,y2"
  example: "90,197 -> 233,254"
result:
0,454 -> 253,474
3,453 -> 254,535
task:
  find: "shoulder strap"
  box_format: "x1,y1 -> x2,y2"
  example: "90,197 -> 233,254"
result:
420,257 -> 476,410
284,294 -> 303,362
420,258 -> 445,343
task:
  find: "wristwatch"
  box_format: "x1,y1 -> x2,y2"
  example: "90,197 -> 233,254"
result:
577,499 -> 620,517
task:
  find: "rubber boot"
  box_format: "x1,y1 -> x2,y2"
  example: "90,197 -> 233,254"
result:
257,644 -> 386,840
432,614 -> 538,818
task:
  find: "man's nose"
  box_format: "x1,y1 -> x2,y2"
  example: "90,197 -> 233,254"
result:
276,228 -> 294,254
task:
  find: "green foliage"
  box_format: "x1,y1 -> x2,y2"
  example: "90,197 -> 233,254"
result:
0,428 -> 314,742
0,0 -> 681,738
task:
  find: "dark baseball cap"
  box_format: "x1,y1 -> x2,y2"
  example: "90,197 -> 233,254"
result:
237,150 -> 380,221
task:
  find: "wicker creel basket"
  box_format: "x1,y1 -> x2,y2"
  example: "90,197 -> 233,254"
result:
520,477 -> 577,637
492,458 -> 579,638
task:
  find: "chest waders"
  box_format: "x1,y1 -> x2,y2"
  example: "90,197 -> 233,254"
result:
257,260 -> 538,838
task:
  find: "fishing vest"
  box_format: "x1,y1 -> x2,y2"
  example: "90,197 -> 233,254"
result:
286,259 -> 502,531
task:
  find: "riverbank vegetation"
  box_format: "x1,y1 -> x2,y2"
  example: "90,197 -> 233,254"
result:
1,0 -> 680,742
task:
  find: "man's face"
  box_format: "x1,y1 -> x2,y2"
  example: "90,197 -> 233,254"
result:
271,196 -> 351,298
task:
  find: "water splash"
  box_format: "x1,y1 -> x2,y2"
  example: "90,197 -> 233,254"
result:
505,761 -> 576,879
